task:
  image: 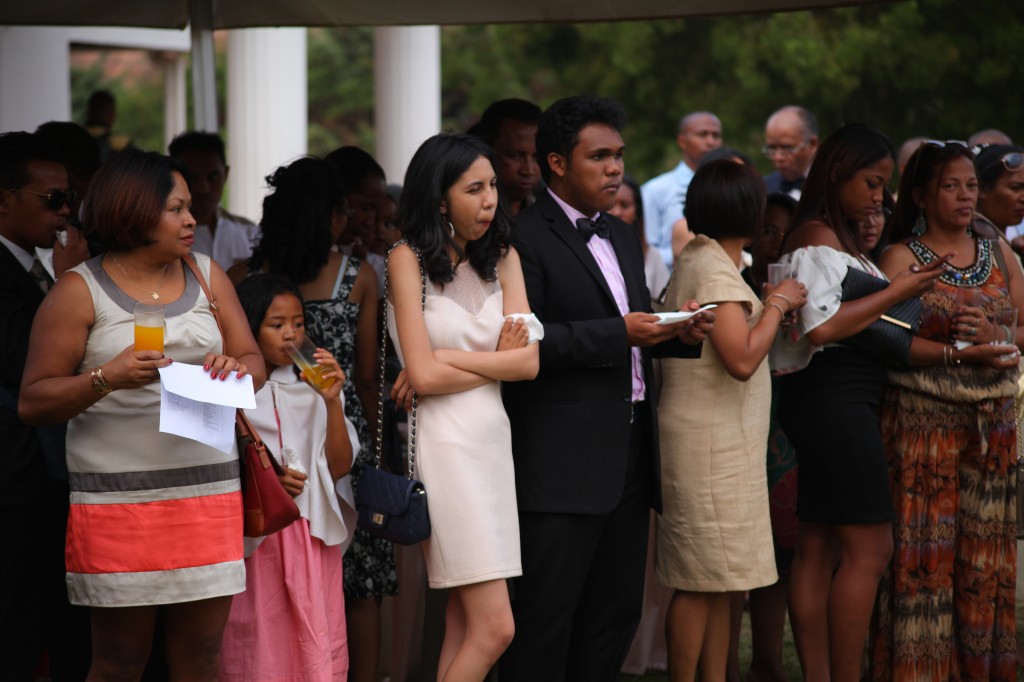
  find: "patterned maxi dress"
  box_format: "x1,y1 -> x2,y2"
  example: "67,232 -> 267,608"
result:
870,237 -> 1018,681
306,255 -> 399,599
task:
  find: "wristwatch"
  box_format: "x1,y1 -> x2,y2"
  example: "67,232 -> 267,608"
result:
90,366 -> 113,395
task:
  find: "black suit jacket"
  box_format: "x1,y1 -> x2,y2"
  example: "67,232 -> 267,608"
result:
502,191 -> 699,516
0,243 -> 53,506
764,171 -> 805,196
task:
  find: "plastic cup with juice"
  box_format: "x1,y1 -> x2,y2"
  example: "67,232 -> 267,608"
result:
286,337 -> 336,391
134,302 -> 165,353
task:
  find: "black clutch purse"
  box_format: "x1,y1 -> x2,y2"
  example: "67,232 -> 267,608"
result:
838,267 -> 922,367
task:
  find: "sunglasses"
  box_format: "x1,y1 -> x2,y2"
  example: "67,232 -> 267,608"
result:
5,188 -> 77,211
1001,152 -> 1024,172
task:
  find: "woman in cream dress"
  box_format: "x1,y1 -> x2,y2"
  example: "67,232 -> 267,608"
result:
656,160 -> 807,682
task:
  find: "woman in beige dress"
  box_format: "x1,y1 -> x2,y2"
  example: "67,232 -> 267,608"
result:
656,160 -> 807,682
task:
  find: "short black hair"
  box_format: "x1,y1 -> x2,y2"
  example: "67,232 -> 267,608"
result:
0,131 -> 65,190
34,121 -> 101,184
684,159 -> 766,241
470,98 -> 543,146
699,146 -> 753,168
324,146 -> 386,193
536,96 -> 626,184
168,131 -> 227,166
235,273 -> 305,343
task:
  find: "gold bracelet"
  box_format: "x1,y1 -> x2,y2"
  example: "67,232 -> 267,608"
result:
766,302 -> 787,318
90,367 -> 113,396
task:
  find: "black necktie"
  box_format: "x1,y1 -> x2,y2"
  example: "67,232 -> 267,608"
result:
576,215 -> 609,243
30,257 -> 53,293
779,177 -> 804,194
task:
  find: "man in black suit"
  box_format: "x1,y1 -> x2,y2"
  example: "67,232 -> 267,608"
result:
0,131 -> 90,680
499,96 -> 714,681
763,105 -> 819,200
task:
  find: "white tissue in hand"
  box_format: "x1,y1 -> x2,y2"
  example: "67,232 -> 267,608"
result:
281,447 -> 307,476
504,313 -> 545,343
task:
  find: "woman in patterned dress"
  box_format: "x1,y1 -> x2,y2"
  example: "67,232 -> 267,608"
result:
870,141 -> 1024,681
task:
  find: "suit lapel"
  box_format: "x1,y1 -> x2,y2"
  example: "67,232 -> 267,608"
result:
0,243 -> 45,310
537,193 -> 617,308
607,220 -> 644,312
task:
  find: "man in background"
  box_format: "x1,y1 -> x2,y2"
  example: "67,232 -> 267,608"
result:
469,98 -> 543,216
763,105 -> 819,200
169,131 -> 259,270
641,111 -> 722,268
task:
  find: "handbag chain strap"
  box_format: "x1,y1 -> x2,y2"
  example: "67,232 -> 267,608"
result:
375,240 -> 426,480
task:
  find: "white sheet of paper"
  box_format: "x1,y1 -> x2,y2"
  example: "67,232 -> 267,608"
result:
654,304 -> 718,325
157,363 -> 256,453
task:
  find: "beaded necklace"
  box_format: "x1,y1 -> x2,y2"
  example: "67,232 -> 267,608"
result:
907,237 -> 992,288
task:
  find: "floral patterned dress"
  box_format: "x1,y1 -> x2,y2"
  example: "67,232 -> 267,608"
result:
306,255 -> 399,599
870,237 -> 1018,681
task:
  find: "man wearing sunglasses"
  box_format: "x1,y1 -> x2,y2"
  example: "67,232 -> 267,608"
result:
0,130 -> 91,679
763,105 -> 819,200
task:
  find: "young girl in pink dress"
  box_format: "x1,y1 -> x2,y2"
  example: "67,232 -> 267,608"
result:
219,274 -> 358,681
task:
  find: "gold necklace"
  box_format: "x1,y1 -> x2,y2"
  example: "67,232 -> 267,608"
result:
111,254 -> 171,301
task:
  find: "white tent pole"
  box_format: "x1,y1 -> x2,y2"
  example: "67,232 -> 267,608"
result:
188,0 -> 218,132
373,26 -> 441,185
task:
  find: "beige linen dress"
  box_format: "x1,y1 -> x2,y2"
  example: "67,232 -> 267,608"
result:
655,236 -> 777,592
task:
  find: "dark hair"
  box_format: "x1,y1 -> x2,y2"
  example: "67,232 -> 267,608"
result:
250,156 -> 346,285
766,191 -> 798,214
82,149 -> 185,251
470,98 -> 543,146
536,96 -> 627,184
685,160 -> 767,241
85,90 -> 115,126
34,121 -> 101,184
235,273 -> 305,343
168,131 -> 227,166
789,124 -> 894,257
620,174 -> 644,228
889,142 -> 975,243
698,146 -> 753,168
0,131 -> 64,190
399,133 -> 510,286
324,146 -> 386,195
975,144 -> 1024,191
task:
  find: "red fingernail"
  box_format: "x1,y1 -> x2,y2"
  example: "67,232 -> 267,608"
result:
220,373 -> 228,381
204,364 -> 210,371
236,372 -> 243,379
211,371 -> 218,379
167,358 -> 173,364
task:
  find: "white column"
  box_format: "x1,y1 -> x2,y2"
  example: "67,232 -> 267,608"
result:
373,26 -> 441,185
226,27 -> 308,224
162,54 -> 188,149
0,27 -> 70,133
188,0 -> 218,133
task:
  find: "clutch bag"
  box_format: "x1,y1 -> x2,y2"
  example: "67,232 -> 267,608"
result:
838,267 -> 922,367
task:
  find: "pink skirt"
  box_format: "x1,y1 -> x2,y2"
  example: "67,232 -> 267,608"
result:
219,518 -> 348,681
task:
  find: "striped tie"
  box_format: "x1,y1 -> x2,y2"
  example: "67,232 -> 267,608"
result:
30,257 -> 53,293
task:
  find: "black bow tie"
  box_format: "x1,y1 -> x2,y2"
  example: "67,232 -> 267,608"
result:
576,215 -> 610,242
779,177 -> 804,194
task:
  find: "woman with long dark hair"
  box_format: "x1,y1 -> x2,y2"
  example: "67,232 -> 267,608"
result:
771,124 -> 941,682
387,133 -> 539,680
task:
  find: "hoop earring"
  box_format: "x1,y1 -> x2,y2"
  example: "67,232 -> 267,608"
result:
445,218 -> 455,239
912,210 -> 926,237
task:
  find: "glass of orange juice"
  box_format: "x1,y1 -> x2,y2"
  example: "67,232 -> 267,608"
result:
286,337 -> 336,392
134,302 -> 165,353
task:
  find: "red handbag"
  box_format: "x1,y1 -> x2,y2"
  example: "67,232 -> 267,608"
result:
180,255 -> 299,538
237,409 -> 300,537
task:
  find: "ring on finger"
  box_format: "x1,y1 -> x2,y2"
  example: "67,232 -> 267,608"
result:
971,326 -> 977,336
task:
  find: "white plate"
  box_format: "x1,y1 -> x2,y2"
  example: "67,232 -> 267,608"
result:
654,304 -> 718,325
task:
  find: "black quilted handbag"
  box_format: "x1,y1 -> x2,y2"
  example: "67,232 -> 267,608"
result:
838,267 -> 922,367
355,241 -> 431,545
